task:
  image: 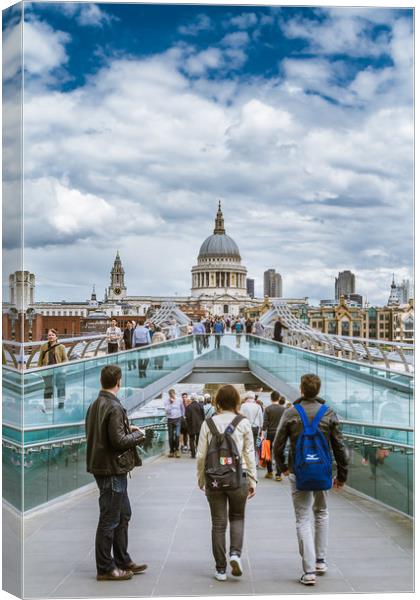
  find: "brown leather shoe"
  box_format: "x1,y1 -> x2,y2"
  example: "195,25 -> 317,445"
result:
123,562 -> 148,574
96,568 -> 133,581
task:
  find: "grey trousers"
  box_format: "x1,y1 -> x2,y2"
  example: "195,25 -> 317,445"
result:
289,474 -> 329,574
206,482 -> 249,571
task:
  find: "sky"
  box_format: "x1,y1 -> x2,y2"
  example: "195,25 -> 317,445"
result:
2,2 -> 414,304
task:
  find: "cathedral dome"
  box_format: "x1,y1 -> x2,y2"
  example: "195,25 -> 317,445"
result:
197,202 -> 241,260
198,234 -> 241,259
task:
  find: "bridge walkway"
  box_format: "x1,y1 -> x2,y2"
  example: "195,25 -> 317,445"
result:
19,453 -> 413,598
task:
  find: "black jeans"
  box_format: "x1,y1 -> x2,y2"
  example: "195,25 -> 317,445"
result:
108,342 -> 119,354
189,432 -> 200,458
167,418 -> 181,453
94,474 -> 132,574
206,480 -> 249,571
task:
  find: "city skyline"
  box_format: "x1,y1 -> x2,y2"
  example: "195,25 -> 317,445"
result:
3,3 -> 414,304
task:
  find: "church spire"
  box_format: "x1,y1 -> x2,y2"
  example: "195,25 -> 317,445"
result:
214,201 -> 226,234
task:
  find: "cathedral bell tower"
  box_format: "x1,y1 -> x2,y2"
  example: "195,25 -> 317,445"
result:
108,251 -> 127,301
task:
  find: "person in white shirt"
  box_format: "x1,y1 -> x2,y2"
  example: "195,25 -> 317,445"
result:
240,391 -> 263,451
106,319 -> 122,354
196,385 -> 257,581
167,319 -> 180,340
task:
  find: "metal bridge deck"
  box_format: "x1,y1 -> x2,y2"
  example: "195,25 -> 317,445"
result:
9,452 -> 413,598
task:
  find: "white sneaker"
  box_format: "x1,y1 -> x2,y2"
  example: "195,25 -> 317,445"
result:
316,560 -> 327,574
300,573 -> 316,586
214,570 -> 227,581
229,554 -> 243,577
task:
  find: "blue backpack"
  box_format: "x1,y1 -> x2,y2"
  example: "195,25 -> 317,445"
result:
294,404 -> 332,491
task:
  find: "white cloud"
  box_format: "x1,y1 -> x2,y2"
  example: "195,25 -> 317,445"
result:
16,13 -> 413,305
229,13 -> 258,29
2,18 -> 22,81
221,31 -> 250,48
178,14 -> 212,36
24,19 -> 70,76
279,10 -> 392,58
57,2 -> 115,27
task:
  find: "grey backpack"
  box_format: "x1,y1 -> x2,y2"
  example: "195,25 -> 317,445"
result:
205,415 -> 244,490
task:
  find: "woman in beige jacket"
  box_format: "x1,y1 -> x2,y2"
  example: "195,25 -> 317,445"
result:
196,385 -> 257,581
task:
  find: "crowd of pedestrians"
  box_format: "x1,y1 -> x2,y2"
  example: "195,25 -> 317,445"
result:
104,314 -> 287,358
86,369 -> 348,587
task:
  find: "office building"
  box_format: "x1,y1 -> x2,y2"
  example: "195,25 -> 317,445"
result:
264,269 -> 282,298
335,270 -> 356,299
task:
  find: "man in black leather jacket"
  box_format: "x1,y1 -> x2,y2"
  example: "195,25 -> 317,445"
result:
273,374 -> 348,586
85,365 -> 147,581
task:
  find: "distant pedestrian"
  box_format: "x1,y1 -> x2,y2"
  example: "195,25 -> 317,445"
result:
192,320 -> 206,354
213,319 -> 224,349
185,394 -> 205,458
240,392 -> 263,452
234,319 -> 243,348
106,319 -> 122,354
123,321 -> 136,371
196,385 -> 257,581
85,365 -> 147,581
273,318 -> 287,353
203,318 -> 211,348
38,329 -> 68,410
273,374 -> 349,586
261,391 -> 286,480
164,388 -> 184,458
253,319 -> 264,337
133,323 -> 151,378
181,392 -> 191,452
152,326 -> 166,370
203,394 -> 215,418
168,319 -> 180,340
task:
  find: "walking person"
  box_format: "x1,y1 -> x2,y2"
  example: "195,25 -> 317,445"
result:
164,388 -> 184,458
203,394 -> 215,418
181,392 -> 191,452
240,392 -> 263,453
261,391 -> 286,480
123,321 -> 136,371
38,328 -> 68,410
192,319 -> 205,355
213,318 -> 224,349
273,374 -> 349,586
152,326 -> 166,370
234,319 -> 243,348
196,385 -> 257,581
133,322 -> 151,378
85,365 -> 147,581
185,394 -> 205,458
273,317 -> 287,353
167,319 -> 180,340
106,319 -> 122,354
253,319 -> 265,340
203,318 -> 211,348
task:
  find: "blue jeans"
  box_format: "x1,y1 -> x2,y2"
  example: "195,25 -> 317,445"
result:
94,474 -> 132,574
167,418 -> 181,453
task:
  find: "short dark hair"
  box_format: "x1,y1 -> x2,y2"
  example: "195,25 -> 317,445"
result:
301,374 -> 321,398
101,365 -> 122,389
279,396 -> 286,405
215,385 -> 240,413
271,391 -> 280,402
